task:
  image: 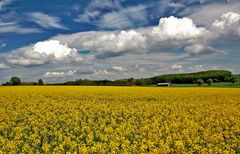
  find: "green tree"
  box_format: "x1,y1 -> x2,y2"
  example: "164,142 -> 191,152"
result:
2,81 -> 11,86
196,79 -> 204,86
10,76 -> 21,85
206,79 -> 213,86
229,77 -> 238,84
224,76 -> 231,82
212,78 -> 219,83
38,79 -> 44,85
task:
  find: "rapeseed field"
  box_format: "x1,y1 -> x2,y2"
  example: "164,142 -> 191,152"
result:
0,86 -> 239,153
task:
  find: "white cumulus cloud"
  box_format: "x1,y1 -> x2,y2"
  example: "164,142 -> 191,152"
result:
213,12 -> 240,29
54,16 -> 207,58
43,71 -> 65,78
43,69 -> 77,78
66,69 -> 76,76
68,29 -> 146,55
33,40 -> 77,59
185,44 -> 227,56
0,63 -> 9,70
111,66 -> 127,72
94,69 -> 111,76
212,12 -> 240,38
186,2 -> 240,27
6,40 -> 83,66
171,64 -> 183,70
152,16 -> 206,40
0,15 -> 227,71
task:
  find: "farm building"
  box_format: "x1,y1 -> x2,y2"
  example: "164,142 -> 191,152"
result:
156,83 -> 171,87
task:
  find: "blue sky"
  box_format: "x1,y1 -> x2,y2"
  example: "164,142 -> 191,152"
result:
0,0 -> 240,83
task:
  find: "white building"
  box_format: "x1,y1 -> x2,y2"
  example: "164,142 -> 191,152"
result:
156,83 -> 171,87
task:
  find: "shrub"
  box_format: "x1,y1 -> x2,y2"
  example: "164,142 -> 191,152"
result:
229,77 -> 238,84
213,78 -> 219,83
197,79 -> 204,86
206,79 -> 213,86
2,82 -> 11,86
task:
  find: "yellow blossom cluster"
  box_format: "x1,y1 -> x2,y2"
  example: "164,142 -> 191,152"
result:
0,86 -> 240,153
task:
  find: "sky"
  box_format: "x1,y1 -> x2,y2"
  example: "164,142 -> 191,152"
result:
0,0 -> 240,83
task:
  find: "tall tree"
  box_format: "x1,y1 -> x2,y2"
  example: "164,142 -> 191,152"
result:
10,76 -> 21,85
38,79 -> 44,85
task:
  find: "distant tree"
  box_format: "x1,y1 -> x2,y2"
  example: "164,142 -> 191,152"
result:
136,78 -> 152,86
224,76 -> 231,82
128,78 -> 136,86
206,79 -> 213,86
75,79 -> 80,85
65,81 -> 76,85
212,78 -> 219,83
10,76 -> 21,85
229,77 -> 238,84
38,79 -> 44,85
196,79 -> 204,86
151,70 -> 232,84
2,81 -> 11,86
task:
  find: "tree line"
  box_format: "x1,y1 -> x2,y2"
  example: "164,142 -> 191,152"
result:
2,70 -> 238,86
62,70 -> 238,86
2,77 -> 44,86
150,70 -> 237,84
